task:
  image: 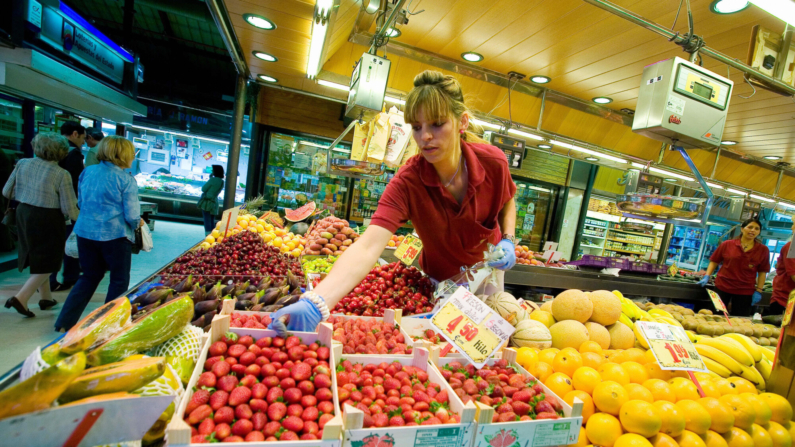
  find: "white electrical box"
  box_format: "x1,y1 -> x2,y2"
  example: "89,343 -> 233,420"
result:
633,57 -> 733,148
345,53 -> 391,121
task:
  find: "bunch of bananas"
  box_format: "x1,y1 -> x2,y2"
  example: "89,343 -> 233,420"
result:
689,332 -> 774,391
613,291 -> 682,349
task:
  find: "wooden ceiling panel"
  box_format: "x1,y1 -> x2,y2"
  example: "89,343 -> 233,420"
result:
226,1 -> 312,36
387,1 -> 458,47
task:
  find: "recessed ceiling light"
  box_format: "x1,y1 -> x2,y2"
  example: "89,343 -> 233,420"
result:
664,178 -> 678,183
258,74 -> 278,83
530,76 -> 551,84
585,157 -> 599,162
593,97 -> 612,104
461,52 -> 484,62
721,140 -> 738,145
764,155 -> 783,160
244,14 -> 276,30
710,0 -> 750,14
385,27 -> 401,38
538,144 -> 552,149
253,51 -> 277,62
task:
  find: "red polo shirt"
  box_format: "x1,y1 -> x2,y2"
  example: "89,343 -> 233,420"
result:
370,140 -> 516,281
711,239 -> 771,296
772,242 -> 795,307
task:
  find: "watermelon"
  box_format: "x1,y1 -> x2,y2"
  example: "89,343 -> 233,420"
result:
487,292 -> 528,326
285,201 -> 316,222
510,319 -> 553,349
289,222 -> 310,235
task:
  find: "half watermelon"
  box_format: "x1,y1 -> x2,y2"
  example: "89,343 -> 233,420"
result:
285,201 -> 316,222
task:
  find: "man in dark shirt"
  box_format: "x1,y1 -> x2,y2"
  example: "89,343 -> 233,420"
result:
51,121 -> 85,291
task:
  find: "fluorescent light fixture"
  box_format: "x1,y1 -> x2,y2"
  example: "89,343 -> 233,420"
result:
306,0 -> 333,78
529,186 -> 550,193
664,178 -> 678,183
764,155 -> 782,160
244,14 -> 276,30
630,162 -> 692,180
710,0 -> 750,13
518,184 -> 527,188
593,97 -> 612,104
750,193 -> 775,202
131,125 -> 231,145
778,202 -> 795,209
471,118 -> 501,130
553,140 -> 627,163
258,74 -> 278,83
317,79 -> 349,91
726,187 -> 747,195
530,76 -> 551,84
253,51 -> 277,62
705,182 -> 724,189
721,140 -> 738,145
461,52 -> 484,62
747,0 -> 795,26
384,96 -> 406,105
538,144 -> 552,149
385,27 -> 401,37
585,157 -> 599,162
507,128 -> 544,141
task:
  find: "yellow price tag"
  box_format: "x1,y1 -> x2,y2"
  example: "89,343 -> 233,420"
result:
706,289 -> 728,314
431,287 -> 515,368
668,263 -> 678,277
783,294 -> 795,326
636,321 -> 707,371
394,234 -> 423,266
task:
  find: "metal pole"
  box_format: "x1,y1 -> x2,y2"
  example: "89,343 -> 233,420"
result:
205,0 -> 248,76
775,26 -> 793,80
223,76 -> 247,210
711,146 -> 721,178
676,146 -> 714,227
776,170 -> 784,196
581,0 -> 795,96
368,0 -> 407,54
537,89 -> 547,133
123,0 -> 136,49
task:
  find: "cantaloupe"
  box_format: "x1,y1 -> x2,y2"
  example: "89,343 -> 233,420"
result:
549,320 -> 590,350
551,289 -> 593,323
585,321 -> 611,350
540,300 -> 553,313
588,290 -> 622,326
487,292 -> 528,327
607,321 -> 636,350
530,310 -> 556,328
511,319 -> 553,349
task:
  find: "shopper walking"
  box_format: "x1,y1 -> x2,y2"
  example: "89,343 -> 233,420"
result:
766,221 -> 795,316
2,133 -> 79,318
699,217 -> 771,316
55,136 -> 143,331
83,127 -> 105,167
197,165 -> 224,236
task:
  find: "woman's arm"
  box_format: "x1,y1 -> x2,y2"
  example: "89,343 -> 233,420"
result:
705,261 -> 719,276
121,178 -> 142,229
756,272 -> 767,293
2,165 -> 17,199
498,198 -> 516,236
313,224 -> 393,309
60,172 -> 79,222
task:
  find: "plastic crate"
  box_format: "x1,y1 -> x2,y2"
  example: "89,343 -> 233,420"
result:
649,264 -> 669,275
607,258 -> 630,270
628,262 -> 651,273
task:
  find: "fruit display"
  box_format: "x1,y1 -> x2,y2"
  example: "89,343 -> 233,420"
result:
515,245 -> 567,267
302,215 -> 360,256
328,316 -> 413,355
331,262 -> 434,316
201,213 -> 306,257
229,312 -> 272,329
301,255 -> 337,275
387,234 -> 405,248
284,201 -> 317,222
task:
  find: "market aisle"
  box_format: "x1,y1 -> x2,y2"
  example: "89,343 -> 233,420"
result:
0,221 -> 204,373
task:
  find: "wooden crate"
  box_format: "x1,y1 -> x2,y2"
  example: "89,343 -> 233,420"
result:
337,347 -> 478,447
167,315 -> 344,446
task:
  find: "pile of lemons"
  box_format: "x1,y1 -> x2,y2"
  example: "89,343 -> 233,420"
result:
198,214 -> 305,258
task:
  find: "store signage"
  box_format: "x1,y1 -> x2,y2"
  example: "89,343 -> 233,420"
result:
136,99 -> 252,141
394,234 -> 423,266
636,321 -> 707,371
203,152 -> 213,160
27,0 -> 42,32
668,263 -> 678,276
706,289 -> 728,313
431,287 -> 515,368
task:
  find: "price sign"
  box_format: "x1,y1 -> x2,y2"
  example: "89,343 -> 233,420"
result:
783,293 -> 795,326
706,289 -> 728,313
542,250 -> 562,263
636,321 -> 707,371
394,234 -> 423,266
668,263 -> 678,277
431,287 -> 515,368
219,206 -> 240,237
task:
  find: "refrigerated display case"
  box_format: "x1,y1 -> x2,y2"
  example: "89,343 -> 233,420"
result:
697,224 -> 730,272
579,216 -> 608,256
514,181 -> 558,251
666,226 -> 705,270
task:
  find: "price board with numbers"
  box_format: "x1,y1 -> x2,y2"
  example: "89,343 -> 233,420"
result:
784,293 -> 795,326
431,287 -> 515,368
394,234 -> 423,266
635,321 -> 707,371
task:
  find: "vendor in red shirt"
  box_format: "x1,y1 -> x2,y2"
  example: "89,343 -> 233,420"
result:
268,70 -> 518,334
768,221 -> 795,316
698,217 -> 770,316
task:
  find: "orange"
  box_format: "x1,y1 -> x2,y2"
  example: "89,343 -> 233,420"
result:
614,433 -> 653,447
669,378 -> 701,401
727,378 -> 757,395
618,400 -> 661,437
580,341 -> 603,354
749,423 -> 774,447
760,393 -> 794,424
700,380 -> 723,399
677,430 -> 708,447
645,362 -> 673,381
719,395 -> 756,430
722,427 -> 754,447
565,390 -> 595,424
694,372 -> 717,383
786,422 -> 795,446
567,427 -> 589,447
533,362 -> 554,382
545,372 -> 574,397
697,397 -> 735,434
615,348 -> 648,365
539,348 -> 560,365
621,361 -> 650,384
553,349 -> 584,377
741,393 -> 772,425
676,399 -> 713,435
593,381 -> 629,415
643,379 -> 677,402
654,401 -> 687,437
713,379 -> 738,396
586,412 -> 624,447
582,352 -> 605,369
624,383 -> 654,403
516,347 -> 539,371
649,433 -> 680,447
643,349 -> 658,365
599,363 -> 631,386
572,367 -> 602,395
765,421 -> 793,447
705,430 -> 730,447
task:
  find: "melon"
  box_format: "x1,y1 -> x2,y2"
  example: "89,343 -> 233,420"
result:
60,357 -> 166,403
588,290 -> 622,326
549,320 -> 590,350
530,310 -> 556,328
584,322 -> 611,350
607,321 -> 636,350
511,319 -> 553,349
540,300 -> 553,313
551,289 -> 593,323
289,222 -> 310,235
60,297 -> 131,355
285,201 -> 316,222
487,292 -> 528,327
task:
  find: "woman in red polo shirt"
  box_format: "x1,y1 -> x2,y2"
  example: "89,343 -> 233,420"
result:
768,221 -> 795,316
268,70 -> 517,334
698,217 -> 770,316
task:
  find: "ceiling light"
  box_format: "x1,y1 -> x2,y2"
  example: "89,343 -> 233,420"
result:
131,125 -> 231,145
585,157 -> 599,162
747,0 -> 795,26
721,140 -> 738,145
530,76 -> 551,84
705,182 -> 724,189
553,140 -> 627,163
529,186 -> 551,193
253,51 -> 277,62
593,97 -> 612,104
384,96 -> 405,105
307,0 -> 333,78
385,27 -> 401,37
538,144 -> 552,149
258,74 -> 278,83
778,202 -> 795,209
507,128 -> 544,141
664,178 -> 678,183
710,0 -> 750,13
461,52 -> 484,62
630,162 -> 692,180
244,14 -> 276,30
750,193 -> 775,202
726,187 -> 747,195
317,79 -> 349,91
470,118 -> 501,130
764,155 -> 782,160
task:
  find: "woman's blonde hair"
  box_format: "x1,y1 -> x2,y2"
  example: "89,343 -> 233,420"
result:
32,132 -> 69,161
404,70 -> 485,143
97,136 -> 135,168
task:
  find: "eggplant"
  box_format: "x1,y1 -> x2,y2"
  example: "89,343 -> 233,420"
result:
286,271 -> 302,293
142,288 -> 173,306
192,284 -> 206,302
191,310 -> 217,328
174,274 -> 194,293
274,278 -> 288,288
235,300 -> 253,310
250,304 -> 264,312
205,282 -> 224,301
259,287 -> 283,306
262,304 -> 282,312
195,299 -> 219,315
257,276 -> 272,290
275,294 -> 300,307
246,284 -> 258,294
167,292 -> 191,303
222,283 -> 236,297
234,281 -> 250,296
236,292 -> 256,303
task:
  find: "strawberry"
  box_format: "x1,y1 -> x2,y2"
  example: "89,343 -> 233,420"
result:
285,335 -> 300,348
251,383 -> 267,400
245,364 -> 261,377
221,332 -> 239,344
372,413 -> 389,427
231,419 -> 253,437
209,341 -> 227,356
252,411 -> 268,431
214,406 -> 234,424
318,413 -> 334,429
250,398 -> 268,413
313,373 -> 331,389
210,358 -> 231,376
389,415 -> 406,426
534,400 -> 554,414
204,355 -> 224,371
287,404 -> 304,417
267,402 -> 286,421
298,380 -> 315,395
302,406 -> 319,421
280,431 -> 299,441
255,336 -> 272,348
413,401 -> 429,411
498,411 -> 518,422
284,387 -> 302,403
512,389 -> 533,403
235,403 -> 253,420
292,363 -> 312,381
228,386 -> 252,406
266,387 -> 283,404
216,375 -> 238,393
238,335 -> 254,347
231,364 -> 246,376
264,420 -> 281,436
421,417 -> 442,425
316,388 -> 333,401
240,374 -> 258,388
224,435 -> 244,442
209,390 -> 229,410
198,418 -> 215,435
239,351 -> 257,366
215,422 -> 231,440
280,377 -> 296,389
245,431 -> 265,442
196,372 -> 216,389
317,346 -> 330,360
362,413 -> 374,428
318,400 -> 334,415
545,396 -> 562,412
302,395 -> 318,408
185,389 -> 211,414
282,416 -> 304,433
227,344 -> 247,358
187,404 -> 212,425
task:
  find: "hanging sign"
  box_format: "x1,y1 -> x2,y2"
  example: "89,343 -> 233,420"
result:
394,234 -> 423,266
668,263 -> 678,276
706,289 -> 728,313
635,321 -> 707,371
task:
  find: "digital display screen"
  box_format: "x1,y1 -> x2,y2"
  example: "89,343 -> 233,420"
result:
692,82 -> 713,100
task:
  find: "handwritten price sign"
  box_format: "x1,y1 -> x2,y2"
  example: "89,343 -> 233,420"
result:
394,234 -> 423,266
783,294 -> 795,326
431,287 -> 515,368
706,289 -> 728,313
636,321 -> 707,371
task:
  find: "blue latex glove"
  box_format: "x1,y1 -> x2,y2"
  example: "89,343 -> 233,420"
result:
697,276 -> 710,287
268,297 -> 323,337
488,239 -> 516,271
752,291 -> 762,305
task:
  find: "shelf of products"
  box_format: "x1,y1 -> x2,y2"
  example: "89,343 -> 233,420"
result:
606,237 -> 654,247
666,225 -> 705,270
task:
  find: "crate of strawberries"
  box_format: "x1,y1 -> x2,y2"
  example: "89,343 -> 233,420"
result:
432,348 -> 583,447
328,311 -> 414,356
167,315 -> 343,446
330,262 -> 435,317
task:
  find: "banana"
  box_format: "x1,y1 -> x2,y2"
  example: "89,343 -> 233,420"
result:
702,356 -> 732,378
686,330 -> 698,342
638,310 -> 656,323
697,338 -> 754,367
613,290 -> 625,300
655,316 -> 683,328
695,344 -> 744,375
756,358 -> 772,382
620,302 -> 636,320
760,346 -> 776,362
721,333 -> 763,363
649,309 -> 675,319
619,313 -> 635,330
634,323 -> 649,349
738,364 -> 765,391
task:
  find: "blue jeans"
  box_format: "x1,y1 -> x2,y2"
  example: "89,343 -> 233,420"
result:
55,236 -> 132,330
50,224 -> 81,287
202,210 -> 215,233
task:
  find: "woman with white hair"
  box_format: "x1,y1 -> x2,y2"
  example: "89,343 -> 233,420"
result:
2,132 -> 79,317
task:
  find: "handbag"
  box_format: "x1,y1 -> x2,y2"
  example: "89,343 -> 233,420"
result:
132,227 -> 143,255
2,199 -> 17,239
65,231 -> 79,258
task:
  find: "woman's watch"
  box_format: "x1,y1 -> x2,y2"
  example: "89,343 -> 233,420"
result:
502,234 -> 516,245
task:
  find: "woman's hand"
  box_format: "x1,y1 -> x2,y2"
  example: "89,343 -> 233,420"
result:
139,219 -> 146,228
752,291 -> 762,305
488,239 -> 516,270
267,292 -> 330,336
697,276 -> 710,287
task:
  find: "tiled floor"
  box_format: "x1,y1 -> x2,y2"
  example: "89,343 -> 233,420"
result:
0,221 -> 204,374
